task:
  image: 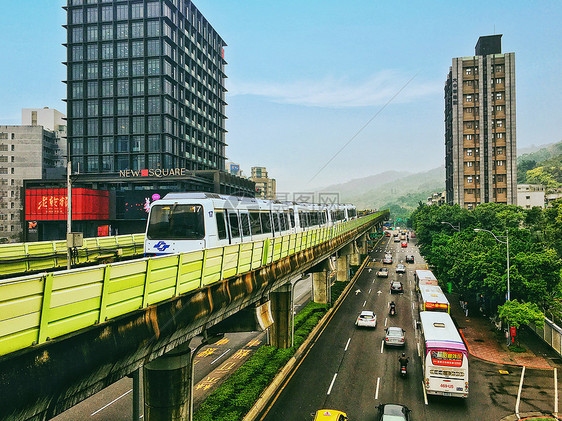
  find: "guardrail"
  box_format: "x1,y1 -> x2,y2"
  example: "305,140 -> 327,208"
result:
0,234 -> 146,277
0,212 -> 385,357
528,316 -> 562,357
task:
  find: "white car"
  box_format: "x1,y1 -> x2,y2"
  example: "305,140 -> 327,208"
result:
356,311 -> 377,328
395,264 -> 406,274
384,326 -> 406,346
377,267 -> 389,277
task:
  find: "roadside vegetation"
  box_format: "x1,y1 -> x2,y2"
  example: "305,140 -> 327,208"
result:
410,201 -> 562,323
194,281 -> 350,421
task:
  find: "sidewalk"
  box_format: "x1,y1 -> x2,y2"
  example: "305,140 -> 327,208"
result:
448,295 -> 558,369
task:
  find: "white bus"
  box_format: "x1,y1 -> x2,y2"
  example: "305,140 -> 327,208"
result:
419,311 -> 469,398
419,285 -> 450,313
414,269 -> 438,288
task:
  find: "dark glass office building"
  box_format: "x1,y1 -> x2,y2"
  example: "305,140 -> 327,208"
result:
66,0 -> 228,174
60,0 -> 254,235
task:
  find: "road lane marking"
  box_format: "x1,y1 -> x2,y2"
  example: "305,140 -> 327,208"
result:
91,389 -> 132,416
369,288 -> 372,294
417,341 -> 420,357
375,377 -> 381,400
345,338 -> 351,351
327,373 -> 338,395
412,302 -> 415,310
363,300 -> 366,307
515,366 -> 526,416
385,317 -> 388,327
210,349 -> 231,365
555,368 -> 558,416
380,340 -> 385,354
422,381 -> 428,405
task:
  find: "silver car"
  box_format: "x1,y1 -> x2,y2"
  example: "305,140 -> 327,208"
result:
395,264 -> 406,274
384,327 -> 406,346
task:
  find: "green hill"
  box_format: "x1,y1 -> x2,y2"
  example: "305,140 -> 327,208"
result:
518,140 -> 562,183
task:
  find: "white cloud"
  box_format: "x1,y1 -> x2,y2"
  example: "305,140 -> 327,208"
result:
227,70 -> 442,108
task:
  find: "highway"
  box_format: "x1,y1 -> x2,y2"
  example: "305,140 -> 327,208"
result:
262,235 -> 561,421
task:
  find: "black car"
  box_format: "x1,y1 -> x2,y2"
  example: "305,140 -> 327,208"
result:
405,255 -> 414,263
390,281 -> 404,293
375,403 -> 411,421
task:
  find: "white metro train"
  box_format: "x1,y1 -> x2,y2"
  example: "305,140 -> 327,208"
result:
144,192 -> 358,255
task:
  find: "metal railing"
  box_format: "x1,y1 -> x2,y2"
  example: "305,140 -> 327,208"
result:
0,212 -> 385,357
528,316 -> 562,357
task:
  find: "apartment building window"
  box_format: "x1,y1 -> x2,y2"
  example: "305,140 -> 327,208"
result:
465,67 -> 472,75
466,161 -> 474,167
497,120 -> 504,127
497,161 -> 504,166
496,105 -> 503,111
496,78 -> 503,84
467,204 -> 474,210
497,148 -> 504,155
496,133 -> 503,139
496,92 -> 503,100
466,134 -> 473,140
467,176 -> 473,183
466,149 -> 473,156
465,122 -> 473,129
466,95 -> 472,102
466,108 -> 474,114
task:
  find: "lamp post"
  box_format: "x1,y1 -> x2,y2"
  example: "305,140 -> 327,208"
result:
189,331 -> 224,421
474,228 -> 510,301
440,221 -> 461,232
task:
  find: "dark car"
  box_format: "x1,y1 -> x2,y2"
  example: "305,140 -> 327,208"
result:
376,403 -> 411,421
405,255 -> 415,263
390,281 -> 404,293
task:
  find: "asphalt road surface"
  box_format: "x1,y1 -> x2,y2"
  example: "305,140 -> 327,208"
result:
262,235 -> 561,421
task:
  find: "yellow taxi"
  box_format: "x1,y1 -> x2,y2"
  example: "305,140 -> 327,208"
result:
313,409 -> 349,420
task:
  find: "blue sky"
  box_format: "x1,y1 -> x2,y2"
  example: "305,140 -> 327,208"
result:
1,1 -> 561,192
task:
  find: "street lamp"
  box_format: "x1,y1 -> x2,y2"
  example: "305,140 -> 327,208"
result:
440,221 -> 461,232
474,228 -> 510,301
189,331 -> 224,421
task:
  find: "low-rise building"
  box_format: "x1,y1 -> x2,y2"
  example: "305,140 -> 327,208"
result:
517,184 -> 545,209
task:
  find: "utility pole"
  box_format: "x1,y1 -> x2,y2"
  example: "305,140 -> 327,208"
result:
67,161 -> 72,270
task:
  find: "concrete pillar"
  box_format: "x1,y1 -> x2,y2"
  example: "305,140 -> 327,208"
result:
312,270 -> 330,304
337,254 -> 350,282
143,343 -> 191,421
270,284 -> 293,349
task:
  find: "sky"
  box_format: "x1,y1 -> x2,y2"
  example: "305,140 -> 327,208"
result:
0,1 -> 561,193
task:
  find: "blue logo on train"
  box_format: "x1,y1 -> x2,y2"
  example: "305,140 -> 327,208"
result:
154,241 -> 170,252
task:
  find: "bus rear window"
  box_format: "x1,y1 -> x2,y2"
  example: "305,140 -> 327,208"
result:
147,204 -> 204,240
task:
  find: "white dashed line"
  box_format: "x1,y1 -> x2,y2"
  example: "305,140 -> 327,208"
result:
369,288 -> 372,294
91,389 -> 132,416
327,373 -> 338,395
363,300 -> 366,307
422,381 -> 428,405
380,340 -> 385,354
375,377 -> 381,400
345,338 -> 351,351
211,349 -> 231,365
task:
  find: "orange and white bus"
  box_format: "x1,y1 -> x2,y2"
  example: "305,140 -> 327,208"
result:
419,285 -> 450,313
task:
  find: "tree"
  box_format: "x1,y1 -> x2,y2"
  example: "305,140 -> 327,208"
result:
498,300 -> 544,329
498,300 -> 544,348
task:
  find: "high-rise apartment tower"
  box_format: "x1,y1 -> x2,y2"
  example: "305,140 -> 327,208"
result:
445,35 -> 517,208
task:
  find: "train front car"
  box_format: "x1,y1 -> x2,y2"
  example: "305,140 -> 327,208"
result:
144,193 -> 216,256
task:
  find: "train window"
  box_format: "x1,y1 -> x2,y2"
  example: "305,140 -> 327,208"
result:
228,212 -> 240,238
273,212 -> 281,233
240,213 -> 250,236
147,204 -> 204,240
289,209 -> 295,228
260,212 -> 272,233
299,211 -> 307,228
249,211 -> 262,235
280,212 -> 288,231
215,210 -> 228,240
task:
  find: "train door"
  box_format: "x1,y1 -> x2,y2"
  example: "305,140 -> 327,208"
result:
227,210 -> 242,245
240,212 -> 251,242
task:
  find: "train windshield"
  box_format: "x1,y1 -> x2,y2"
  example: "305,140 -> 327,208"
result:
147,204 -> 205,240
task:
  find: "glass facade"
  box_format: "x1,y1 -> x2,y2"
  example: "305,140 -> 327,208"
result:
66,0 -> 227,175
